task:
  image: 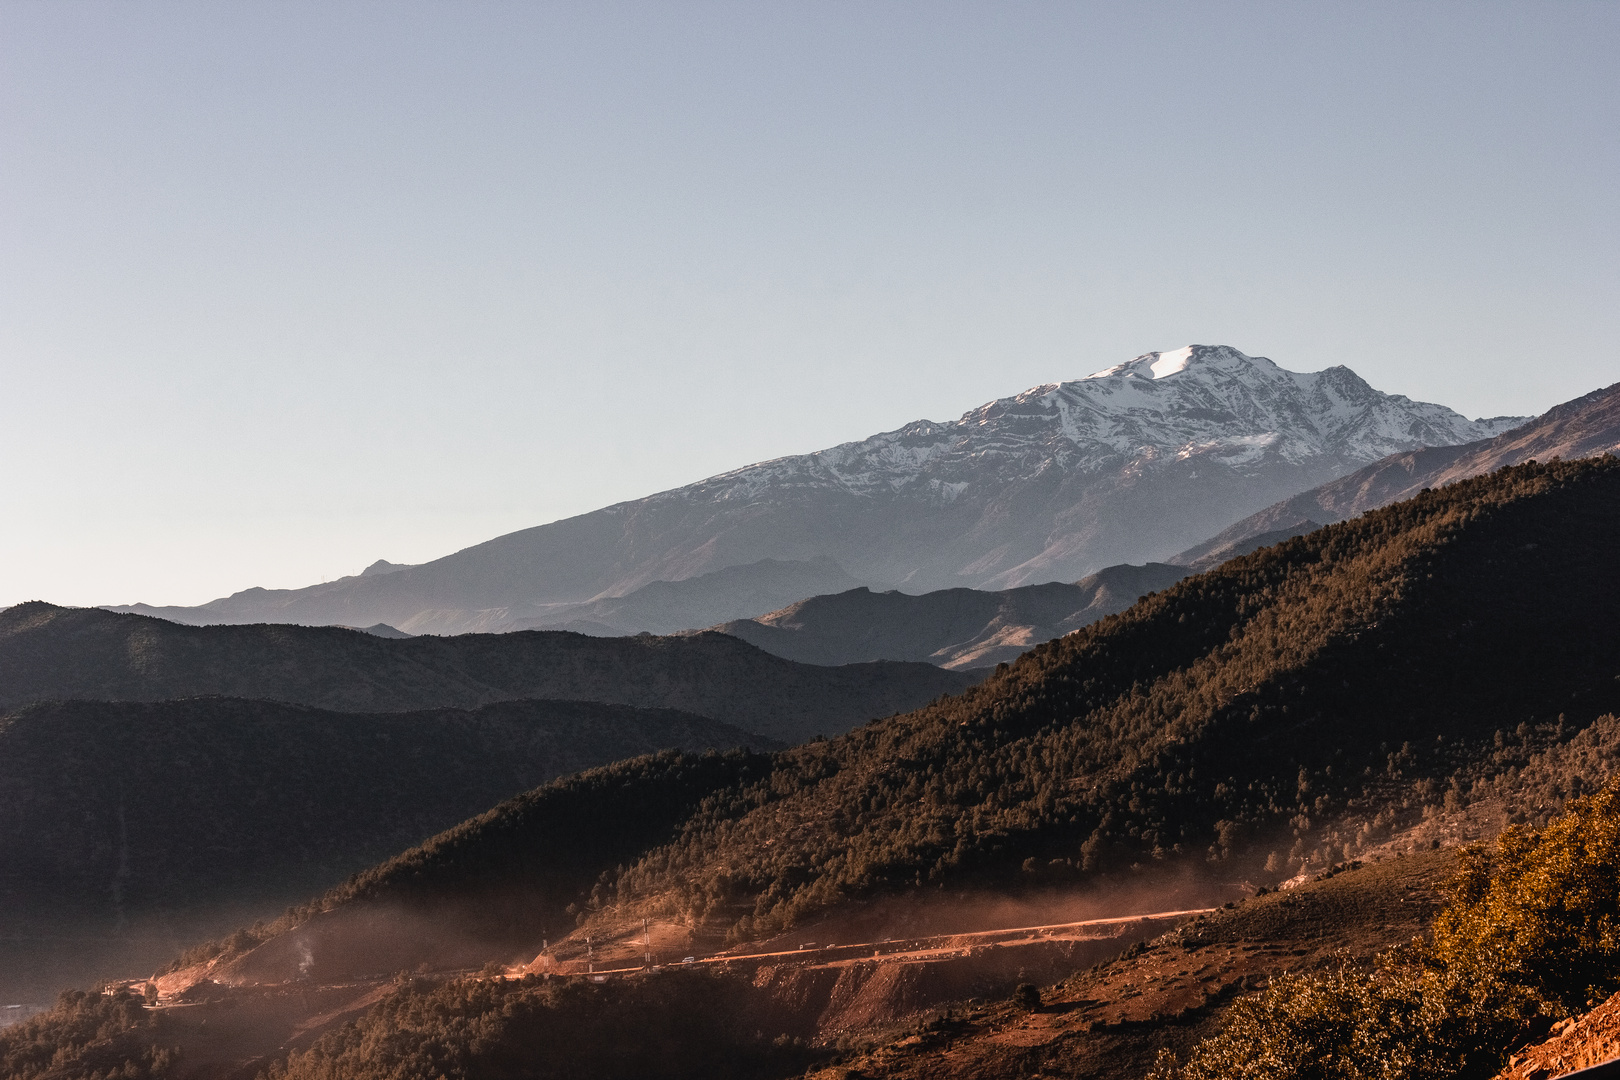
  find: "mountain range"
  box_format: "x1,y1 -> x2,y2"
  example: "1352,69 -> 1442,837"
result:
291,455 -> 1617,972
85,456 -> 1616,1080
0,603 -> 976,745
702,379 -> 1620,671
710,561 -> 1191,669
107,346 -> 1521,635
9,455 -> 1620,1080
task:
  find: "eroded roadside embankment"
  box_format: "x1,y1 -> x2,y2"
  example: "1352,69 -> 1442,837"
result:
127,909 -> 1207,1079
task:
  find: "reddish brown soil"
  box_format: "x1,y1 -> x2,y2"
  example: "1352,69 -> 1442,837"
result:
810,849 -> 1455,1080
738,913 -> 1202,1037
132,980 -> 394,1080
129,910 -> 1207,1078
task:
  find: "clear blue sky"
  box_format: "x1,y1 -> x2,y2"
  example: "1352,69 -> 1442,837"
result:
2,2 -> 1616,607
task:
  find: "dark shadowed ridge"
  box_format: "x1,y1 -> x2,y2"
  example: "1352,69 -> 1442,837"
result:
0,605 -> 979,745
0,696 -> 772,1001
0,697 -> 771,918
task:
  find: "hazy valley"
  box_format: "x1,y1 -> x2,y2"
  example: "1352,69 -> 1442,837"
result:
0,697 -> 771,1002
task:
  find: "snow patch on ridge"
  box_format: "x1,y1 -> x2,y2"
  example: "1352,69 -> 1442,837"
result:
1149,347 -> 1195,379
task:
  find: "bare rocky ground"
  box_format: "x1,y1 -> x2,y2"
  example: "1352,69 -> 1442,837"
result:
1495,992 -> 1620,1080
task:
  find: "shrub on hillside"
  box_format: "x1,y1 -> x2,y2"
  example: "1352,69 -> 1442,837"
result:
0,988 -> 178,1080
1154,777 -> 1620,1080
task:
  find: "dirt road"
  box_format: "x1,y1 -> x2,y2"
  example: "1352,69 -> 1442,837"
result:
532,907 -> 1215,977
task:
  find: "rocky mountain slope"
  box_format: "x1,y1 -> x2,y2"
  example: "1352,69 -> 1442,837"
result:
107,346 -> 1519,634
1176,380 -> 1620,565
713,562 -> 1190,669
0,697 -> 768,1002
0,603 -> 977,744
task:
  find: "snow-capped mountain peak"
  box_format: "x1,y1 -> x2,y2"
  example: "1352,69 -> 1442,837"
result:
677,346 -> 1522,514
601,346 -> 1526,591
121,345 -> 1538,631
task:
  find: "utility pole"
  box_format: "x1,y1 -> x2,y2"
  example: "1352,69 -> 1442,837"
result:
644,918 -> 651,969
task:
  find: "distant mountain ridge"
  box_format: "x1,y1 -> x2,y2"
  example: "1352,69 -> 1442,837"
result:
0,603 -> 978,745
104,346 -> 1520,635
505,556 -> 872,636
712,562 -> 1191,669
1177,380 -> 1620,564
709,524 -> 1327,670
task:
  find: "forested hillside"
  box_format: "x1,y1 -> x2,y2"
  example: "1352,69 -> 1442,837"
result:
622,455 -> 1620,936
214,457 -> 1620,973
1155,778 -> 1620,1079
0,697 -> 768,920
10,456 -> 1620,1080
0,697 -> 768,1001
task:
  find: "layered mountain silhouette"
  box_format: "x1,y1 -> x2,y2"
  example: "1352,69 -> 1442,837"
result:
106,346 -> 1519,635
503,556 -> 871,636
708,527 -> 1319,669
192,457 -> 1620,983
711,562 -> 1191,669
14,457 -> 1620,1080
0,603 -> 977,744
0,600 -> 974,997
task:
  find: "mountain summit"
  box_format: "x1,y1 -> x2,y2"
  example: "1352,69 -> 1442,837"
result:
1068,345 -> 1515,463
114,346 -> 1521,634
714,344 -> 1510,502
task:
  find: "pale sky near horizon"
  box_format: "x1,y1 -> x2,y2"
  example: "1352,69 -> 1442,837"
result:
2,2 -> 1617,608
